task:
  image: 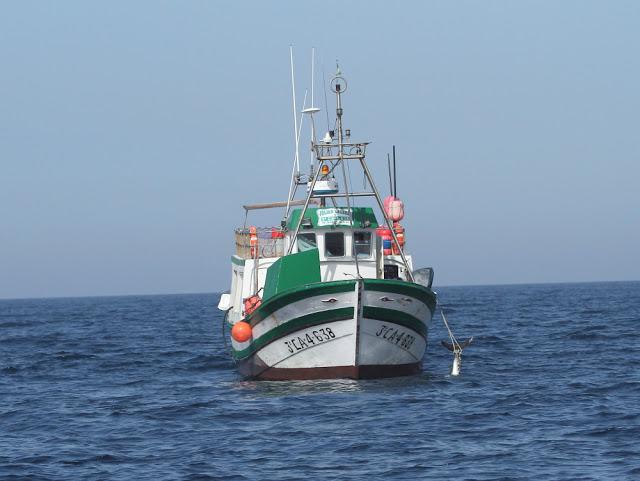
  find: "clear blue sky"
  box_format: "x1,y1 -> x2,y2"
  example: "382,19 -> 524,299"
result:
1,1 -> 638,299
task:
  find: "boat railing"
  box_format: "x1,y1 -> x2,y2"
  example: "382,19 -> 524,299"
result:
234,227 -> 286,259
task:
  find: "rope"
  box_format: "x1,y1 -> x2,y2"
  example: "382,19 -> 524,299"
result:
222,310 -> 237,365
440,309 -> 462,352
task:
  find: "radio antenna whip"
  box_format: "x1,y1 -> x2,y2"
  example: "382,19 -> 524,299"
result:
289,46 -> 300,175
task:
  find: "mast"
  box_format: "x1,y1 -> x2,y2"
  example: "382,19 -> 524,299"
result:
333,73 -> 360,277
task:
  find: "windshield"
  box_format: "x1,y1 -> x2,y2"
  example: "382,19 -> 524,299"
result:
297,233 -> 317,252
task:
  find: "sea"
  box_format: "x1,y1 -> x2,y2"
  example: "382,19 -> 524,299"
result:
1,281 -> 639,481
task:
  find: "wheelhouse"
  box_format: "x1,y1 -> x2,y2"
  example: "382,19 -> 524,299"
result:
286,206 -> 408,282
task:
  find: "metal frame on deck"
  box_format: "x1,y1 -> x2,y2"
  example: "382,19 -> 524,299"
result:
283,73 -> 414,282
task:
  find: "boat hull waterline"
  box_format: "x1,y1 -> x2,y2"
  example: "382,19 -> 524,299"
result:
231,279 -> 436,380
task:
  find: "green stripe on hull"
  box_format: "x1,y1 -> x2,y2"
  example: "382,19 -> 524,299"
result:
363,279 -> 437,312
362,306 -> 428,338
233,307 -> 354,360
247,278 -> 435,326
247,280 -> 356,326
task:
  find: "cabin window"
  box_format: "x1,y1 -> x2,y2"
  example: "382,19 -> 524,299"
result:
297,233 -> 317,252
354,231 -> 372,258
324,232 -> 345,257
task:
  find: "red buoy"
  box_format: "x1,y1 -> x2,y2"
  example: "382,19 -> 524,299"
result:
243,295 -> 261,315
377,227 -> 393,255
231,321 -> 252,342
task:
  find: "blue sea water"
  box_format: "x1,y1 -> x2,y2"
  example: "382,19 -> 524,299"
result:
1,281 -> 639,481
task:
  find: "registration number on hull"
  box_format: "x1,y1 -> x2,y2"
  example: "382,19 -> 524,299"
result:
284,327 -> 336,353
375,324 -> 416,351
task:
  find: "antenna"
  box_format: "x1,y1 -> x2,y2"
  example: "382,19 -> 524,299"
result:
285,48 -> 305,223
296,89 -> 309,151
393,145 -> 397,197
284,90 -> 307,221
298,89 -> 308,148
311,47 -> 315,111
289,46 -> 300,175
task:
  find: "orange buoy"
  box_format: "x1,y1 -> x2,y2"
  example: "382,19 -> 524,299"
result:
231,321 -> 252,342
249,226 -> 258,258
395,223 -> 405,247
392,223 -> 405,255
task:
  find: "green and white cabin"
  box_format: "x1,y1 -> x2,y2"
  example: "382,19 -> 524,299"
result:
217,69 -> 436,380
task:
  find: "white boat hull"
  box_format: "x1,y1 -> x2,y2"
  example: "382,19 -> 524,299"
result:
230,279 -> 435,380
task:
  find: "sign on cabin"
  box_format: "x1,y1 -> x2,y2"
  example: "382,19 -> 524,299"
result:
317,208 -> 352,227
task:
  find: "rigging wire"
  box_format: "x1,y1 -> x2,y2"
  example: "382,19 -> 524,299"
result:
346,157 -> 354,195
440,309 -> 461,351
222,311 -> 237,365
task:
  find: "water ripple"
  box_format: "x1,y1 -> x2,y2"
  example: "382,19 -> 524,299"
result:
0,284 -> 639,480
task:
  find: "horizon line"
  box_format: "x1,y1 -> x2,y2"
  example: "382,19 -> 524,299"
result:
1,278 -> 638,302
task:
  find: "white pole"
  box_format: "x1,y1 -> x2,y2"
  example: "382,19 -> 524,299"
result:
289,46 -> 300,174
284,89 -> 307,222
311,47 -> 315,108
297,90 -> 308,147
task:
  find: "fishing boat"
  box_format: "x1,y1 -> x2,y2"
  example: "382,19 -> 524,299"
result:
217,60 -> 437,380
